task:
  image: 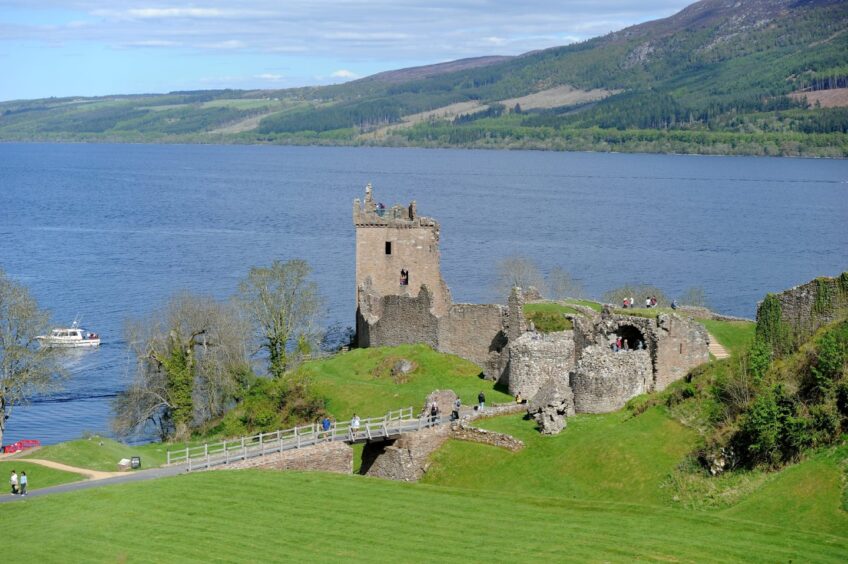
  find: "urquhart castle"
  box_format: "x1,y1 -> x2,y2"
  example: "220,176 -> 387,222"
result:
354,184 -> 711,431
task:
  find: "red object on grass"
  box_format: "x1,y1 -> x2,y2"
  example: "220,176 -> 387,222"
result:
2,439 -> 41,454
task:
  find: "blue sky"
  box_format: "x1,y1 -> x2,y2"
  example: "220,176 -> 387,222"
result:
0,1 -> 691,101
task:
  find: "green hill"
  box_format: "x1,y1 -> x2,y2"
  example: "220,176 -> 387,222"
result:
1,0 -> 845,156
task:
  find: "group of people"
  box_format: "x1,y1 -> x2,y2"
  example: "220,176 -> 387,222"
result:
611,336 -> 644,352
9,470 -> 28,496
622,296 -> 660,309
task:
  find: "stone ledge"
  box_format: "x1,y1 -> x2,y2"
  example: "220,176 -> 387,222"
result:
216,441 -> 353,474
449,423 -> 524,452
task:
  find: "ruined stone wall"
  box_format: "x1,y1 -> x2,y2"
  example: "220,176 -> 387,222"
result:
571,347 -> 652,413
360,425 -> 451,482
219,441 -> 353,474
359,289 -> 440,350
507,331 -> 575,398
653,314 -> 710,391
759,273 -> 848,345
449,423 -> 524,452
439,303 -> 507,375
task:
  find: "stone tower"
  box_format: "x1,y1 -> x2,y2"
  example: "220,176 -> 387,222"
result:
353,183 -> 452,319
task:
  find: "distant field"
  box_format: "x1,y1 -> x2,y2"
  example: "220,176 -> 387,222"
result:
1,469 -> 844,562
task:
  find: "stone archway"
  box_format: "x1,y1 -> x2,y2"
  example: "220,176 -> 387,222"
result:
615,324 -> 646,350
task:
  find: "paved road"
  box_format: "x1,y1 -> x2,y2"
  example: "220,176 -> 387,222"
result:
0,464 -> 187,504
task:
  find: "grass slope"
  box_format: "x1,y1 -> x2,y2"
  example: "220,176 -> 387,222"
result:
23,437 -> 195,471
698,319 -> 755,356
300,344 -> 512,417
424,408 -> 697,505
0,461 -> 84,492
1,470 -> 845,562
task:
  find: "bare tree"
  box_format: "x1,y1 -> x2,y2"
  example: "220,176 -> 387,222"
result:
493,255 -> 547,300
114,293 -> 250,441
547,267 -> 585,300
603,284 -> 669,308
678,287 -> 708,308
0,269 -> 64,445
237,259 -> 323,379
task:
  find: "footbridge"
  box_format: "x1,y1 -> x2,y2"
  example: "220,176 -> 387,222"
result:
167,407 -> 440,472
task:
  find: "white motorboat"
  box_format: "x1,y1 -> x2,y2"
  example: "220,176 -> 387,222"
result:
37,322 -> 100,348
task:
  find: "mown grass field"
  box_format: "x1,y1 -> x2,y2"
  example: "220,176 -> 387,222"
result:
0,461 -> 84,492
299,344 -> 512,417
1,469 -> 845,563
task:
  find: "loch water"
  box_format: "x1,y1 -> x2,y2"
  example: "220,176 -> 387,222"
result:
1,143 -> 846,444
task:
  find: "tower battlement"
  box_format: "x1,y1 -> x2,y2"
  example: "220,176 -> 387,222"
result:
353,183 -> 438,236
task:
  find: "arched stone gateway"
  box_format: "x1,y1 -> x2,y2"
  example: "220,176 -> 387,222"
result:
612,324 -> 646,350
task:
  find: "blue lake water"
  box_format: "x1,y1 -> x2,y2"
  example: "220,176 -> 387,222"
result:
1,143 -> 846,444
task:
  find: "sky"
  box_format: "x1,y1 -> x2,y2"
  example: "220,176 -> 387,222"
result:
0,1 -> 693,101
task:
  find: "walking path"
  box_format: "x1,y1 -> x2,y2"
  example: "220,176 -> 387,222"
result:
0,464 -> 187,504
21,459 -> 122,480
707,333 -> 730,360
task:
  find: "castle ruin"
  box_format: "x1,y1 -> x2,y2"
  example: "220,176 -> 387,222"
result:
354,184 -> 710,428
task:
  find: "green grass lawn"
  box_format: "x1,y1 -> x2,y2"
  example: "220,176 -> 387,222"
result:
697,319 -> 755,356
0,461 -> 84,493
23,437 -> 196,471
1,469 -> 844,562
423,407 -> 698,505
564,298 -> 603,311
300,344 -> 512,418
523,302 -> 577,332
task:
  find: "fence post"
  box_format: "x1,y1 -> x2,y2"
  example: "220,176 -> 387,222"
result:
167,451 -> 171,465
242,437 -> 246,460
205,444 -> 209,468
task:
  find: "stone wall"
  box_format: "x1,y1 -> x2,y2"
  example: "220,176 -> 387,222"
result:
439,303 -> 507,374
358,287 -> 439,350
507,331 -> 575,398
759,273 -> 848,345
449,423 -> 524,452
219,441 -> 353,474
570,347 -> 652,413
360,425 -> 451,482
652,313 -> 710,391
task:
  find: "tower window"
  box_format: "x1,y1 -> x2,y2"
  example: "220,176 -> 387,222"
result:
385,241 -> 392,255
400,269 -> 409,286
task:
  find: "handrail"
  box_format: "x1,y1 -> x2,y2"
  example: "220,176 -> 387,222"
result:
167,406 -> 428,468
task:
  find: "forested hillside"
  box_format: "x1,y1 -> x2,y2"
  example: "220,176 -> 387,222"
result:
1,0 -> 846,156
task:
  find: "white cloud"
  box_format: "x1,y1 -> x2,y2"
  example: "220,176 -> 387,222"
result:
330,69 -> 359,79
255,73 -> 284,81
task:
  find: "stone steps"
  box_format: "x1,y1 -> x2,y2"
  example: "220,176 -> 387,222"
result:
707,333 -> 730,360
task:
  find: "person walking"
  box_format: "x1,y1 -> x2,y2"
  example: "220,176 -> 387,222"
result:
10,470 -> 18,495
478,391 -> 486,411
451,397 -> 461,421
321,416 -> 332,440
351,414 -> 361,436
430,403 -> 440,424
19,471 -> 27,496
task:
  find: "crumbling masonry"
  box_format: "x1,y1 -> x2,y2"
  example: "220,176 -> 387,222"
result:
354,185 -> 710,429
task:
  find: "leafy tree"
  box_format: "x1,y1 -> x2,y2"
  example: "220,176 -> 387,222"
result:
237,259 -> 323,379
492,255 -> 546,300
0,269 -> 64,446
114,293 -> 250,441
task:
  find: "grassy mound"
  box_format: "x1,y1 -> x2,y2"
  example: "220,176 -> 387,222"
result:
0,461 -> 84,493
300,344 -> 512,417
523,302 -> 577,332
1,470 -> 844,562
